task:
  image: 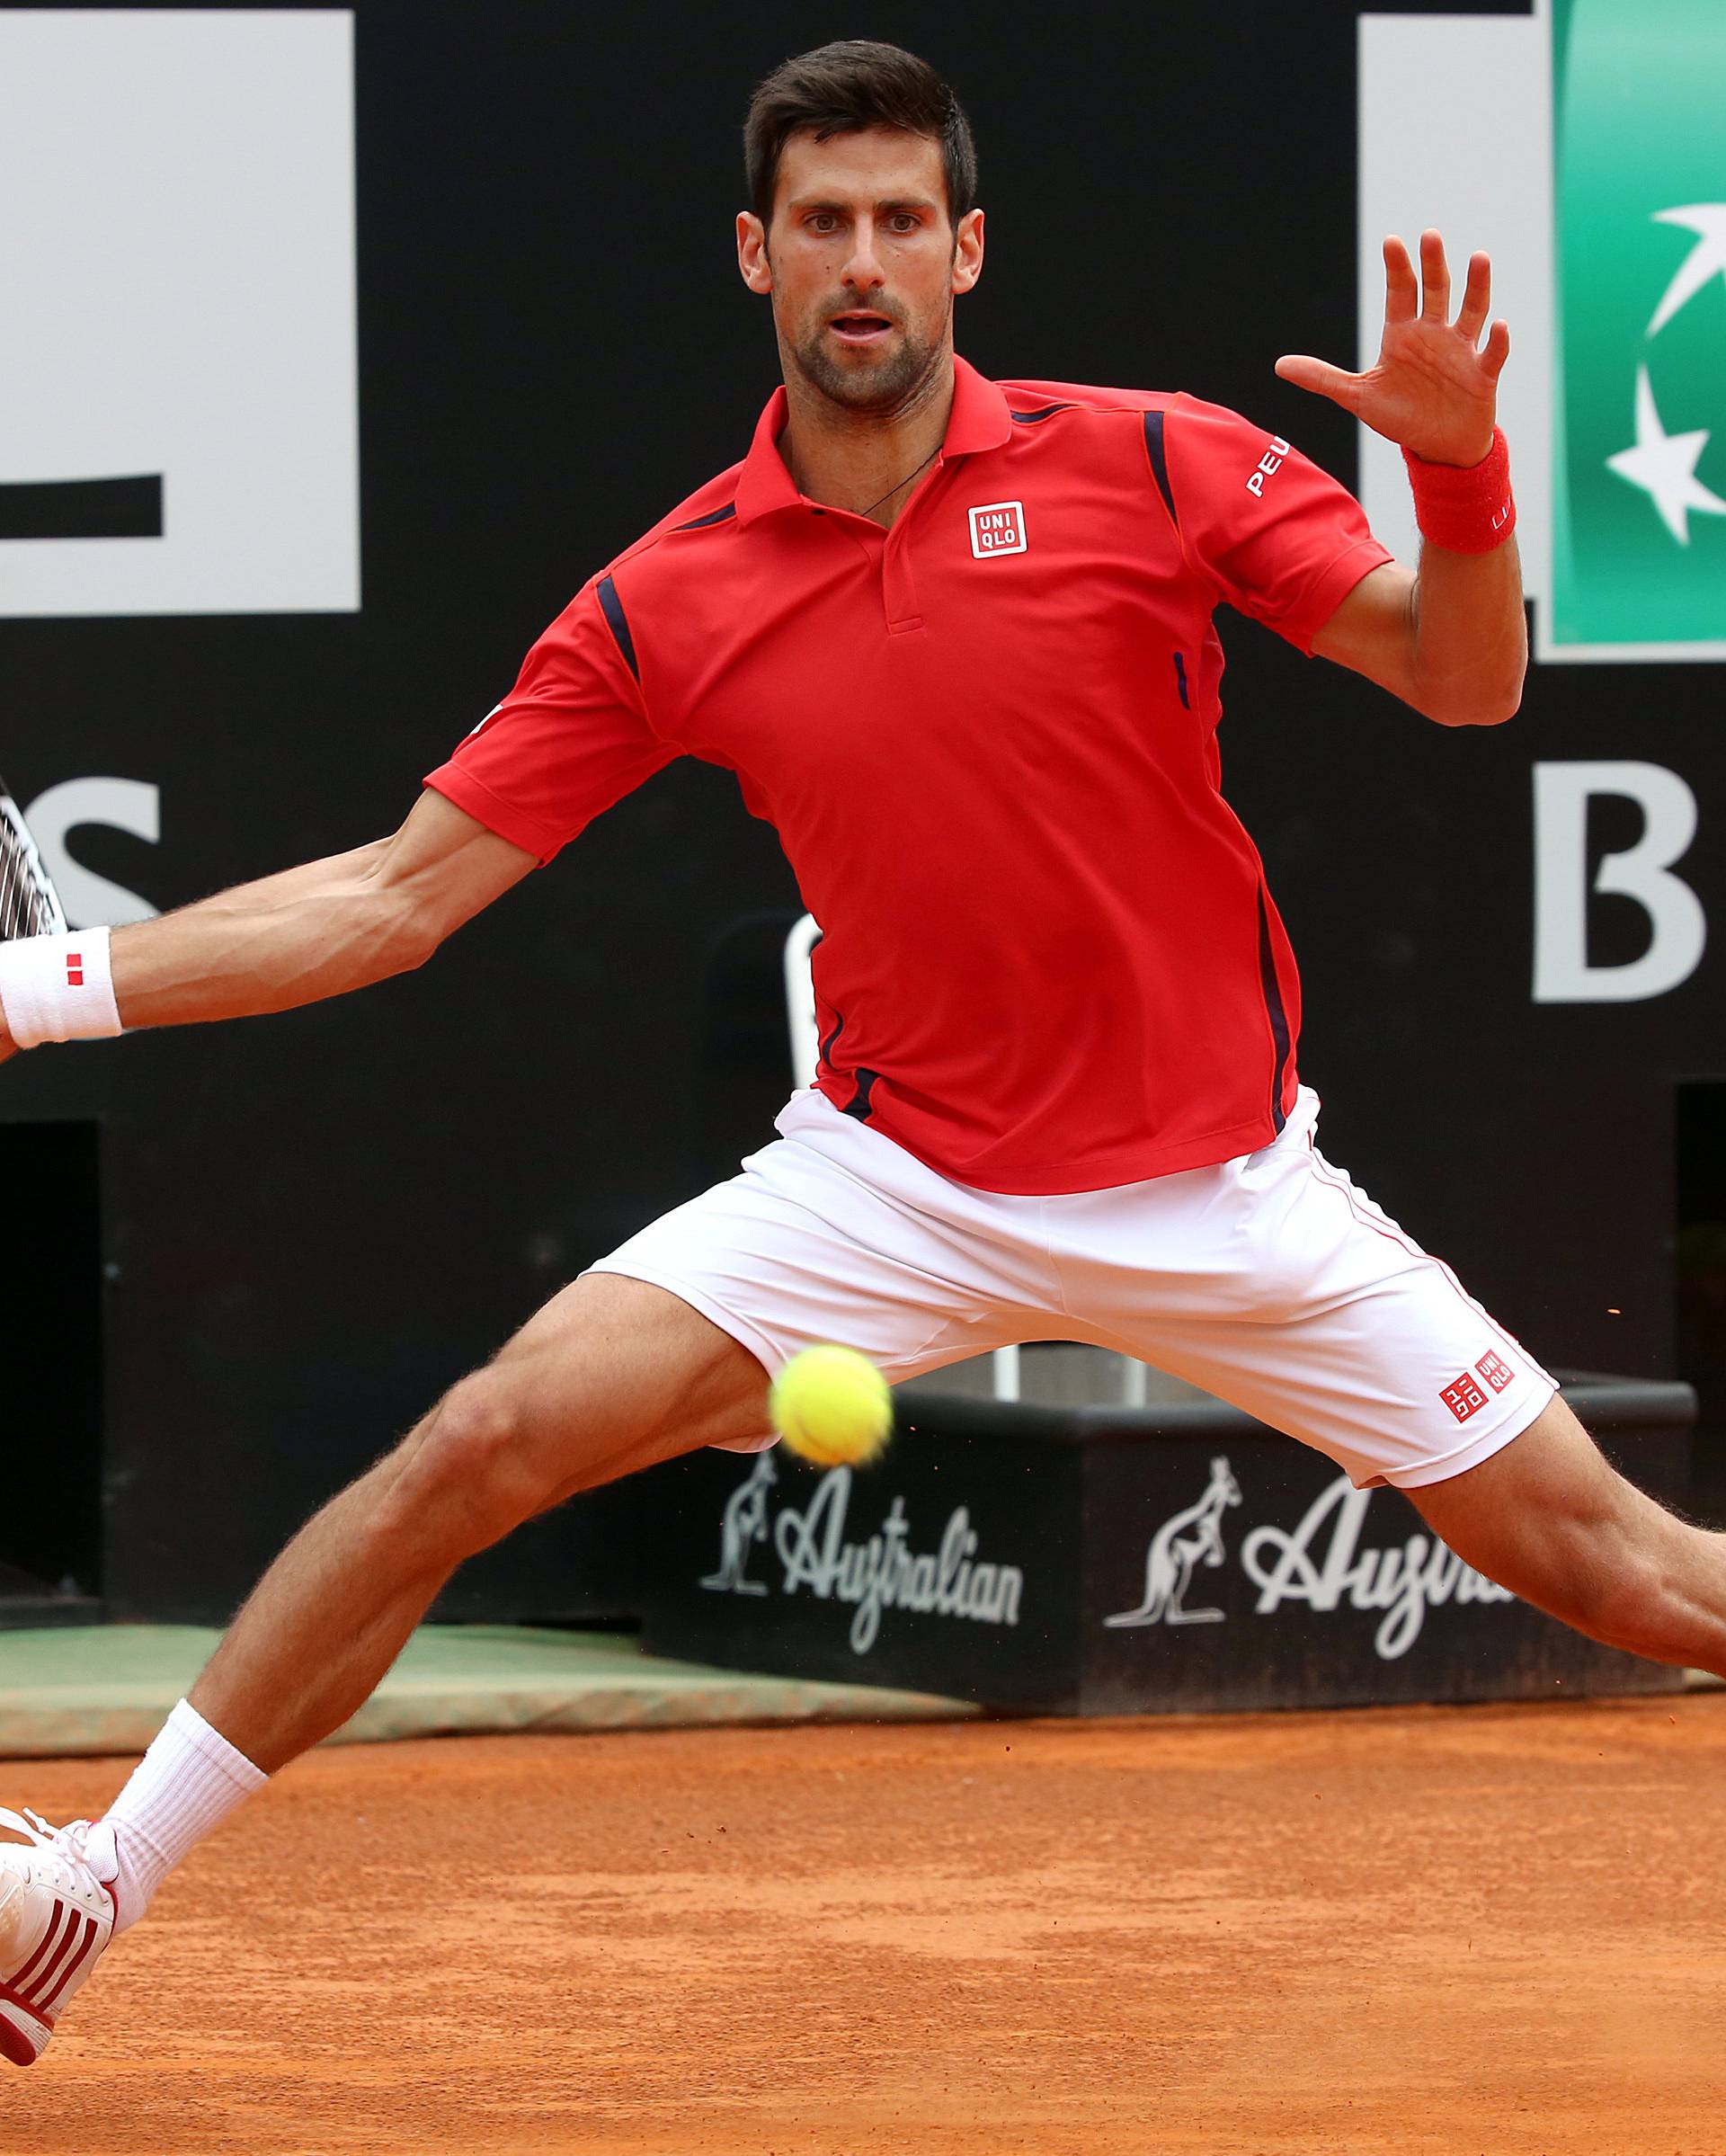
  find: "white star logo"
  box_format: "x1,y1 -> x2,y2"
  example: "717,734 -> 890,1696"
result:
1606,367 -> 1726,546
1647,204 -> 1726,337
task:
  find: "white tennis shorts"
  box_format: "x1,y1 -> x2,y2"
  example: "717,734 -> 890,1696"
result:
589,1085 -> 1555,1490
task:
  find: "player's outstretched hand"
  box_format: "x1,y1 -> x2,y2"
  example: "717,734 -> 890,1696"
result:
1275,230 -> 1508,468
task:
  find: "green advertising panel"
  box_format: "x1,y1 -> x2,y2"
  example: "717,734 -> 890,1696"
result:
1552,0 -> 1726,657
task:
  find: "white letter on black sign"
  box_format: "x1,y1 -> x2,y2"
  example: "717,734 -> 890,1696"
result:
1533,762 -> 1705,1002
25,778 -> 160,929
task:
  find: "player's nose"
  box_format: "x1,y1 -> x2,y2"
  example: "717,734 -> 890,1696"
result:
840,243 -> 886,292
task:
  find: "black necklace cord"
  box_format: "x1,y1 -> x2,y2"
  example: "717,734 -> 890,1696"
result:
859,444 -> 941,521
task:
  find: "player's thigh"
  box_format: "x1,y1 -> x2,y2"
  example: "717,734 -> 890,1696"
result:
476,1270 -> 772,1501
1405,1390 -> 1688,1640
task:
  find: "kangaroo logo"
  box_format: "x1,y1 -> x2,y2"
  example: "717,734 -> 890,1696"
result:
699,1452 -> 779,1595
1105,1455 -> 1242,1628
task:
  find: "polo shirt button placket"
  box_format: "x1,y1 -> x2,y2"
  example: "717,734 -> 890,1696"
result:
881,494 -> 928,637
817,502 -> 889,597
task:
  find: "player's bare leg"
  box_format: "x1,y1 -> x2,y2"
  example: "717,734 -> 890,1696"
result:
0,1273 -> 768,2062
1410,1392 -> 1726,1677
195,1271 -> 770,1769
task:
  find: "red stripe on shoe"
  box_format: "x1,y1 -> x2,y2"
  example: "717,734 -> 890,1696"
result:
34,1917 -> 96,2013
8,1904 -> 72,1998
22,1911 -> 86,2008
32,1923 -> 95,2018
0,1978 -> 51,2034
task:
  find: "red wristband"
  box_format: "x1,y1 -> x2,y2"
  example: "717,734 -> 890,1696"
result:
1401,427 -> 1516,555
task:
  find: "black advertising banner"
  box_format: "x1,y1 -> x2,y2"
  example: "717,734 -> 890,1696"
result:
638,1378 -> 1693,1715
1078,1421 -> 1662,1715
638,1434 -> 1084,1714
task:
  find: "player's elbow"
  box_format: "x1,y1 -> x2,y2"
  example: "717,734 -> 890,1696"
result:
1472,682 -> 1524,726
380,901 -> 446,977
346,886 -> 444,984
1422,677 -> 1524,728
1433,696 -> 1520,728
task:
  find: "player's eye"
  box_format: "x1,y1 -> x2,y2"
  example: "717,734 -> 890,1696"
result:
887,214 -> 920,234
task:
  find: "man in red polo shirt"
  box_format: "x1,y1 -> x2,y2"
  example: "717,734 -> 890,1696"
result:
3,39 -> 1722,2063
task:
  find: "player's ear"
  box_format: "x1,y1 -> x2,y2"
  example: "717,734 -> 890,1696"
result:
737,211 -> 772,294
951,207 -> 984,297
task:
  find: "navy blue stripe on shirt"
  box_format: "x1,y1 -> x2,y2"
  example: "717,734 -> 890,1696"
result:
1143,410 -> 1178,528
596,575 -> 638,679
842,1068 -> 880,1122
1255,886 -> 1292,1135
1008,403 -> 1077,424
672,503 -> 738,531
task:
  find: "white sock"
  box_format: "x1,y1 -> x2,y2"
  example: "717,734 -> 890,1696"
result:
100,1699 -> 268,1932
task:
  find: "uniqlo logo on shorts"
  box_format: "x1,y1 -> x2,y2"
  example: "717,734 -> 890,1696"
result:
968,500 -> 1027,557
1440,1372 -> 1489,1423
1476,1350 -> 1516,1394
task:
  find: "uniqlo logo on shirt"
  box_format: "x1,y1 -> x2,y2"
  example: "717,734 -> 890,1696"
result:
1476,1350 -> 1515,1394
968,500 -> 1027,558
1440,1372 -> 1489,1423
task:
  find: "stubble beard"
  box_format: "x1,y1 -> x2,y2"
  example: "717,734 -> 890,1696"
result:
784,308 -> 950,420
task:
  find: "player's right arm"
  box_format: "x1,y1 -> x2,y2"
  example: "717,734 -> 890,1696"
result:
0,567 -> 678,1065
0,788 -> 533,1064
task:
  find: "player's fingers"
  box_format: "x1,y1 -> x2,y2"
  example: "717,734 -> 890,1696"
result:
1455,250 -> 1492,343
1419,229 -> 1451,323
1480,318 -> 1512,382
1383,235 -> 1419,325
1274,353 -> 1362,410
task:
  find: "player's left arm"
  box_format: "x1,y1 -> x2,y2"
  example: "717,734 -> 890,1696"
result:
1278,230 -> 1525,728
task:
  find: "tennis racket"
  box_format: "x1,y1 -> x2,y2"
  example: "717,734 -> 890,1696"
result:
0,773 -> 67,940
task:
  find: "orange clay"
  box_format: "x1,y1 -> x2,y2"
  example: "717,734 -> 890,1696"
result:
6,1697 -> 1725,2154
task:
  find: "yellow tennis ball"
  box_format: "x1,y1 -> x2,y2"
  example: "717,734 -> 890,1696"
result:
770,1344 -> 894,1467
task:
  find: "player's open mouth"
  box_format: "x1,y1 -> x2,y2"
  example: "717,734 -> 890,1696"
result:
829,312 -> 894,345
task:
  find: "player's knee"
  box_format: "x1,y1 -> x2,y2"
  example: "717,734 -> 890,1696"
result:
1581,1551 -> 1694,1664
1520,1508 -> 1694,1661
388,1376 -> 544,1555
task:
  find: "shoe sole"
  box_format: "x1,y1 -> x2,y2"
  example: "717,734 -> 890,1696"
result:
0,1993 -> 49,2065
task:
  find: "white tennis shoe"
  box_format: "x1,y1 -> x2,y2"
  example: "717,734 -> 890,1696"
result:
0,1809 -> 118,2064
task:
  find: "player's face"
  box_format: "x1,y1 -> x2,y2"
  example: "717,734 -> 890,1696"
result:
737,128 -> 983,414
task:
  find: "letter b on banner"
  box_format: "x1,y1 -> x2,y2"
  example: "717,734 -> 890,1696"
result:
1533,762 -> 1706,1002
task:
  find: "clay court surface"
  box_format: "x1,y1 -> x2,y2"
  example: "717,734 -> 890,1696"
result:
6,1697 -> 1725,2155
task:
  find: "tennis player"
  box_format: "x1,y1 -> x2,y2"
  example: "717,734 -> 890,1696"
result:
3,40 -> 1722,2064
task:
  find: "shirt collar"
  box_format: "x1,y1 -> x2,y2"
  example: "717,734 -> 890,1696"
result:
733,354 -> 1012,526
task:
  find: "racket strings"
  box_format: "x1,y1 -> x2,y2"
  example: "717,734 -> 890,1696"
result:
0,794 -> 65,940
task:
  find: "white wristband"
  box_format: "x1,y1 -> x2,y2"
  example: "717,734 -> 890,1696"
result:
0,927 -> 125,1048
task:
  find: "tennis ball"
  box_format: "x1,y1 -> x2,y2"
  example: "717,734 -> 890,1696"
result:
770,1343 -> 894,1468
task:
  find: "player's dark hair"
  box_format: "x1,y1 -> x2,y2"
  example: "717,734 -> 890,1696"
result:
744,40 -> 977,229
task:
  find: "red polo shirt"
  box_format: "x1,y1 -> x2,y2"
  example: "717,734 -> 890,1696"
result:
426,357 -> 1391,1194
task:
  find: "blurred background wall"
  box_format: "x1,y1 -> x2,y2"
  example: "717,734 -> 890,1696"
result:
3,0 -> 1721,1620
